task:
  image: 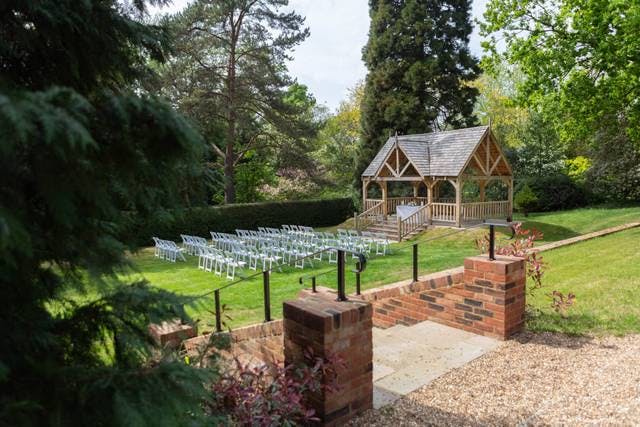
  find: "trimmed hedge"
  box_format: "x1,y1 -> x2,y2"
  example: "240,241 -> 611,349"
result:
516,174 -> 587,212
124,198 -> 355,246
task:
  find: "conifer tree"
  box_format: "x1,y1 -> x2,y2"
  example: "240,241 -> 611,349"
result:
0,1 -> 214,425
357,0 -> 479,186
159,0 -> 310,203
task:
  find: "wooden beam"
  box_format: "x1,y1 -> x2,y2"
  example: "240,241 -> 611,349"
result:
373,177 -> 424,182
489,155 -> 502,174
473,153 -> 488,175
455,178 -> 462,228
384,162 -> 397,177
381,181 -> 388,217
508,177 -> 514,221
399,160 -> 413,177
489,132 -> 513,175
462,175 -> 510,181
486,135 -> 491,173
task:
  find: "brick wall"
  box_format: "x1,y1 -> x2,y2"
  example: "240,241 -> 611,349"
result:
361,256 -> 526,340
284,293 -> 373,426
182,319 -> 284,367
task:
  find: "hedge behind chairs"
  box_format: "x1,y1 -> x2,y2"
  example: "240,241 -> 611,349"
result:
123,198 -> 354,247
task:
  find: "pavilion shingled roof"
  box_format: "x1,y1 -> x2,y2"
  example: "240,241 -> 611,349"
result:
362,125 -> 490,178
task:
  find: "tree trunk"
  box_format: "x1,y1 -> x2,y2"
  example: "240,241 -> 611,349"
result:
224,142 -> 236,203
223,10 -> 239,204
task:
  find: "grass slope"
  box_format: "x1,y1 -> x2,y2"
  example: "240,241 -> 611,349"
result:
120,205 -> 640,332
527,226 -> 640,335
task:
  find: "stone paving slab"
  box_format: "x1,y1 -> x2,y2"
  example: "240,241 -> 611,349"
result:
372,320 -> 501,409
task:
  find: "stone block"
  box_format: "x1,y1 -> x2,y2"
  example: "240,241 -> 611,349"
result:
148,319 -> 196,348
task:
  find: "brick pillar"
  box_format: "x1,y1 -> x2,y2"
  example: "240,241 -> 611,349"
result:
462,255 -> 526,339
283,294 -> 373,426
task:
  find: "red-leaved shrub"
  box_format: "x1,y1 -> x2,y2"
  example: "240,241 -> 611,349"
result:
209,348 -> 344,426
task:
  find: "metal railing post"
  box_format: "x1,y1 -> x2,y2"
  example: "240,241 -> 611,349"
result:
412,243 -> 418,282
489,224 -> 496,261
356,266 -> 361,296
214,289 -> 222,333
337,249 -> 347,301
263,270 -> 271,322
312,276 -> 317,293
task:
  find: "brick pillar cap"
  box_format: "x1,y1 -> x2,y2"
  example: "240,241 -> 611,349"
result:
466,255 -> 524,264
283,295 -> 372,332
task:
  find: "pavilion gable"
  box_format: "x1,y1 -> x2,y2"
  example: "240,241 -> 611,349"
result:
372,143 -> 423,180
362,125 -> 498,180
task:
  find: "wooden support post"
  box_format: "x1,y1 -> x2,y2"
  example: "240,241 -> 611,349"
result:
381,181 -> 388,217
479,180 -> 486,203
455,179 -> 462,228
362,179 -> 367,212
507,177 -> 514,221
427,180 -> 434,225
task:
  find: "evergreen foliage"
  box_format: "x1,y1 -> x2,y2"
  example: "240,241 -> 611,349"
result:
357,0 -> 480,187
516,175 -> 586,212
514,184 -> 538,216
122,198 -> 355,246
0,1 -> 215,425
157,0 -> 311,203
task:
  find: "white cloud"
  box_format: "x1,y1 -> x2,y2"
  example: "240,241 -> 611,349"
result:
151,0 -> 488,111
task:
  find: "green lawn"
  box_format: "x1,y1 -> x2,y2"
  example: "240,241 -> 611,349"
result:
527,226 -> 640,336
117,204 -> 640,332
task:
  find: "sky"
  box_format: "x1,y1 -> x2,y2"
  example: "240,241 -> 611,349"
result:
151,0 -> 489,111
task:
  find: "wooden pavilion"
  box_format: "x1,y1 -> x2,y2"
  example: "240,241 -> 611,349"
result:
357,125 -> 513,240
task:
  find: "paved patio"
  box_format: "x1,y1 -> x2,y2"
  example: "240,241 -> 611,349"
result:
373,320 -> 501,409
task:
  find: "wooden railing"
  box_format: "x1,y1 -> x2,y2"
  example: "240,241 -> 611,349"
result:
431,203 -> 456,223
355,201 -> 384,231
385,197 -> 428,215
461,201 -> 511,221
358,199 -> 512,230
435,198 -> 455,204
397,204 -> 430,241
364,198 -> 383,211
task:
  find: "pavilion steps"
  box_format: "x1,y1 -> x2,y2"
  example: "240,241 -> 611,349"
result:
363,215 -> 430,241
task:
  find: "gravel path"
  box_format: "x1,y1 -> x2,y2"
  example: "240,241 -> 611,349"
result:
351,332 -> 640,426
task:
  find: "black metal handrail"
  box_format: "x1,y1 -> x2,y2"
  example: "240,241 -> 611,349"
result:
206,220 -> 513,333
204,246 -> 366,332
296,220 -> 515,299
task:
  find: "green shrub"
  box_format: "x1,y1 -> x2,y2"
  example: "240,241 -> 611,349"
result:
564,156 -> 591,184
514,184 -> 538,216
123,198 -> 355,246
516,174 -> 587,212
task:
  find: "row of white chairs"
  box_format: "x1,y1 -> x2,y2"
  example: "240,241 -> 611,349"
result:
180,234 -> 208,255
155,225 -> 390,278
152,237 -> 186,262
196,246 -> 248,280
337,229 -> 390,256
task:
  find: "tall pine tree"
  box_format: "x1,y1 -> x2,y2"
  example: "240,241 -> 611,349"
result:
160,0 -> 310,203
357,0 -> 479,188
